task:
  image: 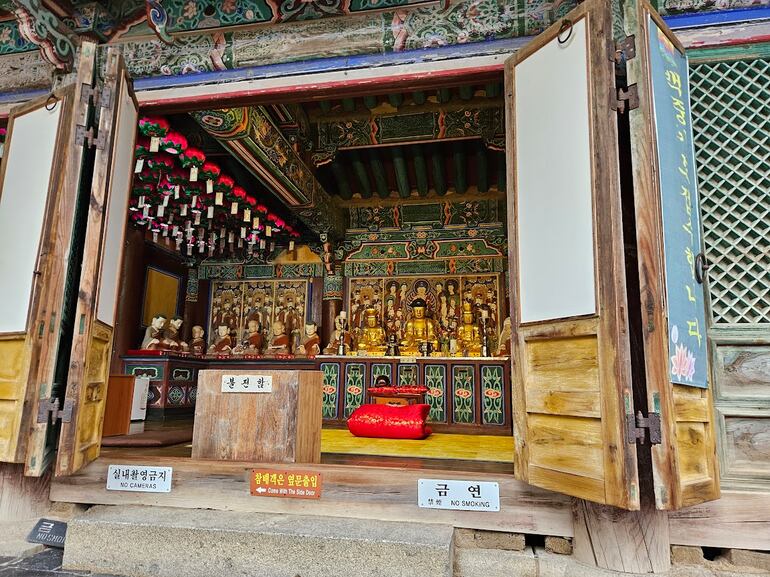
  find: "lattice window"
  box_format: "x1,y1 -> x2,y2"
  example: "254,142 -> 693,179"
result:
690,58 -> 770,325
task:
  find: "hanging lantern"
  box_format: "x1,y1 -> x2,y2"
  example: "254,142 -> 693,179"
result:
159,131 -> 188,155
179,147 -> 206,181
138,116 -> 170,152
200,161 -> 221,184
146,153 -> 175,176
215,174 -> 235,194
138,116 -> 170,138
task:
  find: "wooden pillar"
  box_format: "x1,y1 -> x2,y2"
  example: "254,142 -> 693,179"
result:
0,464 -> 51,522
182,270 -> 209,343
573,498 -> 670,573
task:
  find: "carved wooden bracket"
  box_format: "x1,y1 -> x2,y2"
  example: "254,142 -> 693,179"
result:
12,0 -> 78,71
146,0 -> 174,45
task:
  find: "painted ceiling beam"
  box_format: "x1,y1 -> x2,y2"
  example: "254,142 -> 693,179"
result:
192,106 -> 345,239
431,145 -> 447,197
413,148 -> 429,197
387,93 -> 403,108
459,85 -> 474,100
475,141 -> 488,193
412,91 -> 426,105
11,0 -> 78,70
437,88 -> 452,104
363,95 -> 378,110
485,82 -> 500,98
391,146 -> 411,199
330,161 -> 353,201
342,98 -> 356,112
367,149 -> 391,199
453,142 -> 468,195
349,149 -> 373,199
312,100 -> 505,166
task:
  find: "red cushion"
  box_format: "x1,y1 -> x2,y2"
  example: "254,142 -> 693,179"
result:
347,403 -> 432,440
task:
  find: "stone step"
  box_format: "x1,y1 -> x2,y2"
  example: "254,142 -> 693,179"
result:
63,505 -> 454,577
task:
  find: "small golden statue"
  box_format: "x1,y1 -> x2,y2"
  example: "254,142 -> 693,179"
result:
401,298 -> 439,356
455,302 -> 482,357
357,308 -> 386,356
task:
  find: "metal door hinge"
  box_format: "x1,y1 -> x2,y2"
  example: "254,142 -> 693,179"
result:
80,83 -> 113,109
611,35 -> 636,63
611,84 -> 639,114
75,125 -> 107,150
627,411 -> 661,445
37,398 -> 74,424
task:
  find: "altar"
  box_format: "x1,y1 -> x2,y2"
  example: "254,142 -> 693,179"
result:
318,355 -> 511,435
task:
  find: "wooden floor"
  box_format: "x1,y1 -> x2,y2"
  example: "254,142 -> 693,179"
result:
321,429 -> 514,462
101,422 -> 514,467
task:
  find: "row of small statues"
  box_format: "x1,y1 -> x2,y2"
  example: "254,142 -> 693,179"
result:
327,299 -> 510,357
140,298 -> 511,358
140,314 -> 321,357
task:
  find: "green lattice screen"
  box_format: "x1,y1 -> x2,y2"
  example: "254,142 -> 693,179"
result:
690,58 -> 770,325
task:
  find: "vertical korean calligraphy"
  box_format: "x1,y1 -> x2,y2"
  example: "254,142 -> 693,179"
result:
648,19 -> 709,388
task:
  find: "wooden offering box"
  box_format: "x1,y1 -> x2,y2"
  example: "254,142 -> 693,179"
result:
192,369 -> 323,463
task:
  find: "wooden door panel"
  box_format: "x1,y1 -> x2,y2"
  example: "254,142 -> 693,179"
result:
506,0 -> 640,510
625,0 -> 720,509
55,48 -> 137,476
0,87 -> 77,466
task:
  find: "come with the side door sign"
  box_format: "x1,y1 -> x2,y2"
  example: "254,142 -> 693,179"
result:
418,479 -> 500,511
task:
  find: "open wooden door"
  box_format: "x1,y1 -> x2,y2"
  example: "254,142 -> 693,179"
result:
505,0 -> 640,509
0,44 -> 99,471
625,0 -> 720,510
53,48 -> 138,476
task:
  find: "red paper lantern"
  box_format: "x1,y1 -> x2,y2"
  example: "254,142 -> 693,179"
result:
138,116 -> 170,138
232,185 -> 246,199
214,174 -> 234,193
179,147 -> 206,169
167,168 -> 188,186
200,161 -> 221,182
134,136 -> 154,158
159,131 -> 188,155
146,153 -> 175,175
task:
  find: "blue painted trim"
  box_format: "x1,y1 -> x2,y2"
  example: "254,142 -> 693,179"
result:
133,37 -> 527,91
663,6 -> 770,29
0,88 -> 47,105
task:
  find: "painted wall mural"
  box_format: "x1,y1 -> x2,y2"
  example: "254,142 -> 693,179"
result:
209,279 -> 308,347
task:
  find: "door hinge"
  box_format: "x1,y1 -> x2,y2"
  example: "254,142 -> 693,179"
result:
37,397 -> 74,424
80,82 -> 113,110
611,84 -> 639,114
611,35 -> 636,63
75,124 -> 107,150
627,411 -> 661,445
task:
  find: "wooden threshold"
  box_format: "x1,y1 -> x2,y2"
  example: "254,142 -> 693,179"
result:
49,455 -> 573,537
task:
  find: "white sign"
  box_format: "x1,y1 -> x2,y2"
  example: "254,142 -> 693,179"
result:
221,374 -> 273,393
418,479 -> 500,512
106,465 -> 173,493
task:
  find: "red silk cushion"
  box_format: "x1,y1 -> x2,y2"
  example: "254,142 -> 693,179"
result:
347,403 -> 432,440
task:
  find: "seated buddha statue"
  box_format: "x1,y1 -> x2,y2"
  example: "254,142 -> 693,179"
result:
357,308 -> 386,356
455,302 -> 482,357
401,298 -> 439,356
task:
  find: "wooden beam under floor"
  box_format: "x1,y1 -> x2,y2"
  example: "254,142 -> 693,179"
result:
49,456 -> 573,537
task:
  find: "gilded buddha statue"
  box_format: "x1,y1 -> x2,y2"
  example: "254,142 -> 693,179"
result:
357,308 -> 386,355
456,302 -> 482,357
401,298 -> 439,356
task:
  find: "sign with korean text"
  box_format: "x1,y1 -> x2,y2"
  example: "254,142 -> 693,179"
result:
106,465 -> 173,492
417,479 -> 500,511
250,470 -> 322,499
221,374 -> 273,393
648,18 -> 708,388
